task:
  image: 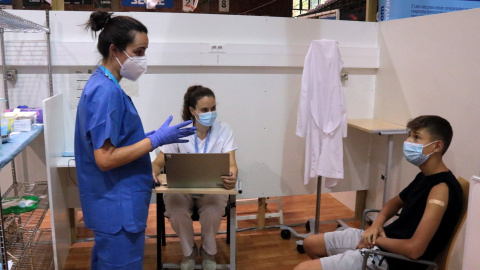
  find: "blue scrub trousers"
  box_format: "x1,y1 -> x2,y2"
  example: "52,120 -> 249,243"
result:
91,228 -> 145,270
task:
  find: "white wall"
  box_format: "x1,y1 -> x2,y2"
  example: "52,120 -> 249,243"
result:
1,10 -> 380,199
373,8 -> 480,270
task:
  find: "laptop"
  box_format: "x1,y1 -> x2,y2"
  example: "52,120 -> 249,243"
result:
164,153 -> 230,188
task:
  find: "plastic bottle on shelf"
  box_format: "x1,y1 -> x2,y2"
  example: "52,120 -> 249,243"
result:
19,199 -> 36,208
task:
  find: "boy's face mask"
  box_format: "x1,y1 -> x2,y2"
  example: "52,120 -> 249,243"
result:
116,51 -> 147,81
403,141 -> 437,166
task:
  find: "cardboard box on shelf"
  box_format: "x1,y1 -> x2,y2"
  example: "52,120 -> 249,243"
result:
13,112 -> 37,132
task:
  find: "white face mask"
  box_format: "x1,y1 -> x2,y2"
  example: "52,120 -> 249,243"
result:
193,110 -> 217,127
403,141 -> 437,166
115,51 -> 147,81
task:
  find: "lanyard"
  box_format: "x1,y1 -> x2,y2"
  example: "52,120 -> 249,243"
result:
194,129 -> 211,153
99,65 -> 120,88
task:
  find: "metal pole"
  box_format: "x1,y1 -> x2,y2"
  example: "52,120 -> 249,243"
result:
383,135 -> 394,205
0,25 -> 9,270
1,29 -> 9,109
0,195 -> 7,269
46,10 -> 53,98
366,0 -> 378,22
159,197 -> 166,246
229,194 -> 236,270
314,176 -> 322,234
1,28 -> 17,187
11,159 -> 17,186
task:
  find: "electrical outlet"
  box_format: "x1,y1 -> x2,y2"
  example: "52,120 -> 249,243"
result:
5,69 -> 17,81
209,44 -> 226,53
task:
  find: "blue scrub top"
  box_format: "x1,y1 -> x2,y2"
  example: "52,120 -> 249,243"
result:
74,66 -> 152,234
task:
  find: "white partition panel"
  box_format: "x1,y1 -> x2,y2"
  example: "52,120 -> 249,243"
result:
374,8 -> 480,270
43,94 -> 70,270
133,70 -> 372,198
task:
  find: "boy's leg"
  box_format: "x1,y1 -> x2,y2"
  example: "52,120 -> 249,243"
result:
297,228 -> 364,270
323,228 -> 363,256
296,248 -> 387,270
298,229 -> 387,270
294,259 -> 323,270
303,234 -> 328,259
304,228 -> 363,259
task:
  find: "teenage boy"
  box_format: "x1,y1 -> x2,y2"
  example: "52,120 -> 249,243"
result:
294,115 -> 463,270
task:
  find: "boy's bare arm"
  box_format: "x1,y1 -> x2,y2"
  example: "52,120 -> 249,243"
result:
361,195 -> 404,247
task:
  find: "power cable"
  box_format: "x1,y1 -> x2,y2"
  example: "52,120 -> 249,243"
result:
238,0 -> 279,15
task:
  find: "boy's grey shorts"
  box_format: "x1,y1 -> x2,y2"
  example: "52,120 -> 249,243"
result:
320,228 -> 388,270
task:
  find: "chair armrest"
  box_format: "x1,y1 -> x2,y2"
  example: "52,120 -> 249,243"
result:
361,249 -> 438,270
362,209 -> 380,230
361,209 -> 401,230
236,178 -> 243,194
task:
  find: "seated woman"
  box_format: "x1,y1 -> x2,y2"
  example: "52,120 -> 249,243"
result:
152,85 -> 238,270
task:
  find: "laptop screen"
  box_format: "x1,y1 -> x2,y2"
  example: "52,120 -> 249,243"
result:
164,153 -> 229,188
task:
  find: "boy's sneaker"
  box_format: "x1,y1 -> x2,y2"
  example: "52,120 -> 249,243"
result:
180,244 -> 197,270
200,246 -> 216,270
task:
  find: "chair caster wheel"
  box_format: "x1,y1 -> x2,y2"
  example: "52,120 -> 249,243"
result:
297,244 -> 305,254
305,221 -> 311,232
281,229 -> 291,239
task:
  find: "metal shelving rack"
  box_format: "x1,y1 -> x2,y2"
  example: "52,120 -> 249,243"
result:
2,182 -> 51,270
0,9 -> 53,269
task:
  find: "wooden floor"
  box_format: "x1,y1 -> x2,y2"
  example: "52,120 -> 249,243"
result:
63,194 -> 361,270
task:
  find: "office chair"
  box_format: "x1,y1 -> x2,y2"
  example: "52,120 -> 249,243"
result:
361,177 -> 469,270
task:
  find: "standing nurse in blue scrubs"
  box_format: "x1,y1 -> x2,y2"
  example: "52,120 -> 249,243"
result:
74,11 -> 196,270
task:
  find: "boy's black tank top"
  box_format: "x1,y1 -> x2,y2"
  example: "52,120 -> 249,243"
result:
383,171 -> 462,270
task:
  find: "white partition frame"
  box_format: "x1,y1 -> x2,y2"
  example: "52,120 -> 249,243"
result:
43,93 -> 70,270
463,175 -> 480,269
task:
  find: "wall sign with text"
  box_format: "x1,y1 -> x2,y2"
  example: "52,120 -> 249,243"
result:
122,0 -> 172,7
65,0 -> 92,4
183,0 -> 198,12
379,0 -> 480,21
219,0 -> 229,12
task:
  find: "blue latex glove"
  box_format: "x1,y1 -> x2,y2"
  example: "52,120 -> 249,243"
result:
147,115 -> 196,149
145,130 -> 155,137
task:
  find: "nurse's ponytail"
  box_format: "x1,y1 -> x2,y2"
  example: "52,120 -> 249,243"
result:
182,85 -> 216,121
84,10 -> 148,60
84,10 -> 112,32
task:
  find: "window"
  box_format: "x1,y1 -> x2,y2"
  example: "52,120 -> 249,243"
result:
292,0 -> 324,17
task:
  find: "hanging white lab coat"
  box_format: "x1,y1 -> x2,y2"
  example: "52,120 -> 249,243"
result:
296,39 -> 347,187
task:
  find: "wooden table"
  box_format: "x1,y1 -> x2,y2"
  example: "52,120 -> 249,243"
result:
348,119 -> 408,204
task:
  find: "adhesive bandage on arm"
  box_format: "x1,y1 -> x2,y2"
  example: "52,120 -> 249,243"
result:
429,199 -> 445,207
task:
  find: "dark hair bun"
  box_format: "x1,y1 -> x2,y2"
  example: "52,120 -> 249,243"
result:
85,10 -> 113,32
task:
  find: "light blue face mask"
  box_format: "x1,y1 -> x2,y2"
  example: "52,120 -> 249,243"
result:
403,141 -> 437,166
194,110 -> 217,127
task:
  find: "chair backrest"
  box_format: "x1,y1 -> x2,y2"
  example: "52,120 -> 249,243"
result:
435,176 -> 469,270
